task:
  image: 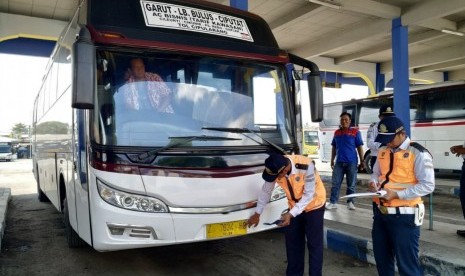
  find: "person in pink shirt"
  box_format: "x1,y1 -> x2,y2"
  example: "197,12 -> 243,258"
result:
122,58 -> 173,113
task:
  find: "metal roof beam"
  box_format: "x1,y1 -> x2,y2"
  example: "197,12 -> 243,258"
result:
291,19 -> 391,58
316,0 -> 401,19
381,42 -> 465,73
402,0 -> 465,29
334,30 -> 446,64
414,58 -> 465,73
416,18 -> 458,31
269,4 -> 323,31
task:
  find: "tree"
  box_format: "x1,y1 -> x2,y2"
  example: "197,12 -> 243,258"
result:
35,121 -> 69,134
11,123 -> 28,139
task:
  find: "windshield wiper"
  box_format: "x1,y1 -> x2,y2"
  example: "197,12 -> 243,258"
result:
137,135 -> 241,160
202,127 -> 288,155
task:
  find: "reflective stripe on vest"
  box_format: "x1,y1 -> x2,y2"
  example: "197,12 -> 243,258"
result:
374,147 -> 422,207
276,155 -> 326,212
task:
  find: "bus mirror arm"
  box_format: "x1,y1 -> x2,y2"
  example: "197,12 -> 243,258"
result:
288,53 -> 323,122
72,27 -> 95,109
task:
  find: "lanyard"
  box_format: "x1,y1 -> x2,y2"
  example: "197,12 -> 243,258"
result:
285,177 -> 299,203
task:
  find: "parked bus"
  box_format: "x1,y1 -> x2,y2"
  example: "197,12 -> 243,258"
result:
319,81 -> 465,173
32,0 -> 323,251
0,142 -> 17,162
302,129 -> 319,159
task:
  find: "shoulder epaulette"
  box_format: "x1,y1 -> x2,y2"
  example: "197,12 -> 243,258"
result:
295,163 -> 309,170
410,142 -> 433,158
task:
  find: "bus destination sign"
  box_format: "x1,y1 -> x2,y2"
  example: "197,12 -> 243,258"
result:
140,1 -> 254,42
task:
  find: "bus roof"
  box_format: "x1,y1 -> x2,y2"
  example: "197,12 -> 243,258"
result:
85,0 -> 284,60
328,80 -> 465,105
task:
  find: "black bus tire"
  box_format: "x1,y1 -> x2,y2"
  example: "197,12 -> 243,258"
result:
63,198 -> 87,248
363,150 -> 373,174
37,175 -> 49,202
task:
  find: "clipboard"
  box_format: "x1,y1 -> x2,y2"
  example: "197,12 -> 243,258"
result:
340,190 -> 387,199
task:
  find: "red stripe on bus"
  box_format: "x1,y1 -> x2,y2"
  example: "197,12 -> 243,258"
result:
413,121 -> 465,127
92,160 -> 261,178
320,120 -> 465,131
88,27 -> 288,64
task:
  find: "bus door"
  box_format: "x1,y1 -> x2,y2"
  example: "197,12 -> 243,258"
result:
71,109 -> 92,244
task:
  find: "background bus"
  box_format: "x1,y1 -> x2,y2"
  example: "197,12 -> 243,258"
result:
302,128 -> 319,159
32,0 -> 323,251
319,81 -> 465,173
0,141 -> 17,162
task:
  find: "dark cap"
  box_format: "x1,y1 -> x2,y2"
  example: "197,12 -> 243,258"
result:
262,154 -> 289,182
379,104 -> 395,116
375,116 -> 405,144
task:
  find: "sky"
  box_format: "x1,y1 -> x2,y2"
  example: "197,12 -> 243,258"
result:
0,54 -> 48,134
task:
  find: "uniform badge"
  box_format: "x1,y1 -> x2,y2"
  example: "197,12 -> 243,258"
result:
295,176 -> 301,182
403,152 -> 409,158
379,124 -> 388,133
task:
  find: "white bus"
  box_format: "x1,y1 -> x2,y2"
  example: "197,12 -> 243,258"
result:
32,0 -> 323,251
319,81 -> 465,173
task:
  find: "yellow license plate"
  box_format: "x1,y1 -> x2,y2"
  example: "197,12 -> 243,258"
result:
206,220 -> 247,239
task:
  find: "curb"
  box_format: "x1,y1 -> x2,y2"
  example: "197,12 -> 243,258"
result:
324,226 -> 465,275
0,187 -> 11,250
324,227 -> 375,265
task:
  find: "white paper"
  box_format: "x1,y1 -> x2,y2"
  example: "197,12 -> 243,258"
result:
340,190 -> 387,199
140,1 -> 254,41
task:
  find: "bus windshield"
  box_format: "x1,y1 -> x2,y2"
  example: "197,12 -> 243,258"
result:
0,145 -> 12,153
93,50 -> 293,148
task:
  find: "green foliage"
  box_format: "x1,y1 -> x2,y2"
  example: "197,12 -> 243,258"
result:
11,123 -> 28,139
35,121 -> 69,134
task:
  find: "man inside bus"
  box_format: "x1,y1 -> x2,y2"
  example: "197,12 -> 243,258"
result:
366,105 -> 395,173
119,58 -> 174,113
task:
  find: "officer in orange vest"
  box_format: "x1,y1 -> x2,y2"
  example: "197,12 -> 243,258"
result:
247,153 -> 326,276
369,116 -> 435,276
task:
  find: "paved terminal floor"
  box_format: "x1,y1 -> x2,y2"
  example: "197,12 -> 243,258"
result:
1,159 -> 464,275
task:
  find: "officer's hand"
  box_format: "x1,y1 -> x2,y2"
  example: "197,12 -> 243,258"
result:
368,181 -> 380,193
381,188 -> 399,201
247,213 -> 260,228
278,212 -> 292,227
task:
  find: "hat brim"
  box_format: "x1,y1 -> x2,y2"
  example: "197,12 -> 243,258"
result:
381,112 -> 395,117
375,133 -> 396,144
262,170 -> 278,182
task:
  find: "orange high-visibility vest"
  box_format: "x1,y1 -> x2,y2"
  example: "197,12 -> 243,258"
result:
276,155 -> 326,212
373,145 -> 423,207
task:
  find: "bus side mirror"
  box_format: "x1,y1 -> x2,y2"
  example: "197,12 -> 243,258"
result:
307,73 -> 323,122
288,53 -> 323,122
72,30 -> 95,109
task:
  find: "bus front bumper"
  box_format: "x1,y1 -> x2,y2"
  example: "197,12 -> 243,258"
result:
91,198 -> 287,252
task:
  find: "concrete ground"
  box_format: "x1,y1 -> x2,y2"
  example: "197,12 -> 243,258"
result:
1,159 -> 464,275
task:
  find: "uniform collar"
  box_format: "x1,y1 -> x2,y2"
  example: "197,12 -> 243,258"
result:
392,136 -> 410,152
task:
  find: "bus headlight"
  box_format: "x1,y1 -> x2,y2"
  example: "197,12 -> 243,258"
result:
97,179 -> 169,213
270,186 -> 286,202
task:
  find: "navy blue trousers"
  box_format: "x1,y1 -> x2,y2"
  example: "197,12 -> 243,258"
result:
284,205 -> 325,276
372,206 -> 422,276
